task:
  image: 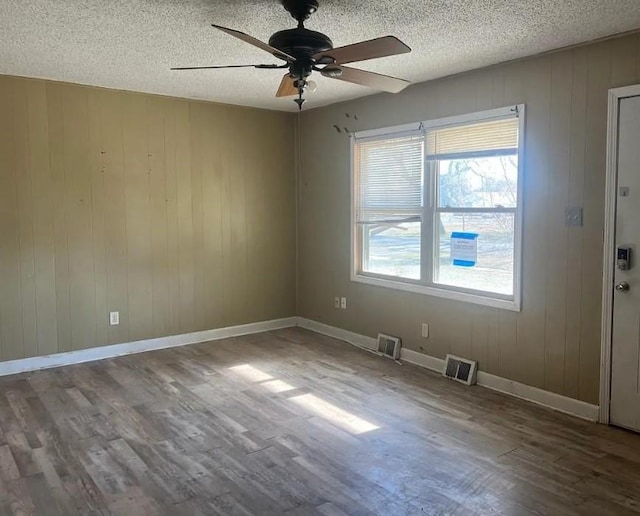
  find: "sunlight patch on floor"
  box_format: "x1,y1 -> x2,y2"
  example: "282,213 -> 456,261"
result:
261,379 -> 297,393
290,393 -> 380,434
228,364 -> 274,383
228,363 -> 380,434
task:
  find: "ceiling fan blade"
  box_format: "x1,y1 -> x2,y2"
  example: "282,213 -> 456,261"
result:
321,65 -> 410,93
212,24 -> 295,62
276,74 -> 298,97
171,64 -> 284,70
313,36 -> 410,65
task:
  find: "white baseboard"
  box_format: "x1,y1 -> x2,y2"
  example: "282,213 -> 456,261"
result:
0,315 -> 600,422
0,317 -> 298,378
399,348 -> 447,372
298,318 -> 600,422
474,372 -> 599,422
297,318 -> 378,352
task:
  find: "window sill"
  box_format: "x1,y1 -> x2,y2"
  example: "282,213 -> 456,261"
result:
351,273 -> 521,312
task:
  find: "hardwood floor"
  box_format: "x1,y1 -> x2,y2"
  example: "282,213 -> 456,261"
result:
1,327 -> 640,515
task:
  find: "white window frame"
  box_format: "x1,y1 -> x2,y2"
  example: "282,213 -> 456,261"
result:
350,106 -> 525,312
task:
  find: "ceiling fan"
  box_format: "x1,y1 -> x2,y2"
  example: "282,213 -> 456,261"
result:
171,0 -> 412,109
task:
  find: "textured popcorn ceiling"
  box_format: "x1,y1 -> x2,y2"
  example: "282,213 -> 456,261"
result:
1,0 -> 640,112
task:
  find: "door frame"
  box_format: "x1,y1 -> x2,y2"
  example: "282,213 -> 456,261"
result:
599,84 -> 640,424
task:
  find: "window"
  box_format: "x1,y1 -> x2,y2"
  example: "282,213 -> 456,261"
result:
351,106 -> 524,311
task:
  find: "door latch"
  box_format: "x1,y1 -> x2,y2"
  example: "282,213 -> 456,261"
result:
616,282 -> 630,293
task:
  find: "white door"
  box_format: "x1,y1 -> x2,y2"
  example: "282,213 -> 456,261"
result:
611,94 -> 640,432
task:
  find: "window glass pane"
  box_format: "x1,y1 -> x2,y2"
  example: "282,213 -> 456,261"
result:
362,222 -> 421,280
434,213 -> 514,295
437,155 -> 518,208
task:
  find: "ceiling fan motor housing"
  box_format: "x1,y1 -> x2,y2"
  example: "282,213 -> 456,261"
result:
269,28 -> 333,78
269,28 -> 332,59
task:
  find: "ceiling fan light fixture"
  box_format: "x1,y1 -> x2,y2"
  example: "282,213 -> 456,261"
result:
322,66 -> 343,78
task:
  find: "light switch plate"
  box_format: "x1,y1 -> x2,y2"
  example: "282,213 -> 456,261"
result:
109,311 -> 120,326
565,206 -> 583,227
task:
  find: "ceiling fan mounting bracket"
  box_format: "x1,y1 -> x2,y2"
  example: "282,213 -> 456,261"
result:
281,0 -> 319,24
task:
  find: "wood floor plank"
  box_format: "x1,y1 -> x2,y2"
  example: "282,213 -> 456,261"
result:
3,477 -> 38,516
0,445 -> 20,481
0,327 -> 639,514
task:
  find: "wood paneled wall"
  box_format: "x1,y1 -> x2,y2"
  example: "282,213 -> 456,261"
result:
297,32 -> 640,405
0,76 -> 296,362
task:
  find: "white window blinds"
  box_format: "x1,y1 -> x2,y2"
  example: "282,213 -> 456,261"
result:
426,116 -> 519,160
354,133 -> 424,224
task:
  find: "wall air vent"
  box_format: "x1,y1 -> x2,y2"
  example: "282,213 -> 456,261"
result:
377,334 -> 401,360
443,354 -> 478,385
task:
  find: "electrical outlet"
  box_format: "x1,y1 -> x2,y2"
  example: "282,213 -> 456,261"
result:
109,311 -> 120,326
421,323 -> 429,338
340,297 -> 347,310
334,297 -> 340,309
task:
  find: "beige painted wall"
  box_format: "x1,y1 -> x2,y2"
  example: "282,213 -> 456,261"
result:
0,75 -> 296,362
298,32 -> 640,405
